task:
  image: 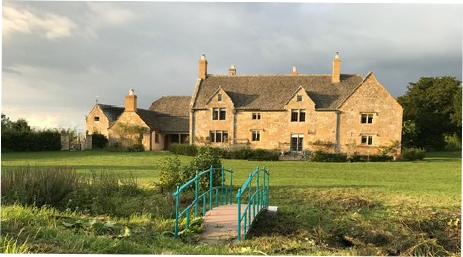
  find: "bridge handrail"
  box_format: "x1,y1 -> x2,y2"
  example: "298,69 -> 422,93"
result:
236,166 -> 269,241
173,165 -> 233,238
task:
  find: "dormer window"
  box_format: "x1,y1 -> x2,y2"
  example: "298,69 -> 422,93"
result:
94,116 -> 100,121
218,94 -> 222,102
297,95 -> 302,102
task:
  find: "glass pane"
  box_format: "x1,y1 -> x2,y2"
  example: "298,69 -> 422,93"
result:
212,108 -> 218,120
220,108 -> 226,120
299,110 -> 306,122
291,110 -> 298,122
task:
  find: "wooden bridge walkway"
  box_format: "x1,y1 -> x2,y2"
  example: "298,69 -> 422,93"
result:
200,204 -> 277,244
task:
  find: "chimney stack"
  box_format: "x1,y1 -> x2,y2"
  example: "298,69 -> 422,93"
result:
228,64 -> 236,76
125,89 -> 137,112
332,52 -> 341,83
198,54 -> 208,79
291,66 -> 298,76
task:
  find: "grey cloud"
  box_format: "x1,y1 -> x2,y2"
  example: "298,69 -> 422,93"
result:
2,2 -> 462,131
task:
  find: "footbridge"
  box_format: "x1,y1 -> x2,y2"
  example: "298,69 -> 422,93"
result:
172,166 -> 271,242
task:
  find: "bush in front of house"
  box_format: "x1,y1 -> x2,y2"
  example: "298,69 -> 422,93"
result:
168,144 -> 280,161
91,133 -> 108,149
169,143 -> 198,156
310,150 -> 348,162
401,147 -> 426,161
348,152 -> 394,162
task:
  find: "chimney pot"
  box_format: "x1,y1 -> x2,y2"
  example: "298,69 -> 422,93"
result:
229,64 -> 236,76
291,66 -> 298,76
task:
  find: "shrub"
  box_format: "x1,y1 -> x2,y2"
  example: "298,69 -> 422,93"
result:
169,143 -> 198,156
348,153 -> 394,162
1,166 -> 79,207
401,148 -> 426,161
128,143 -> 145,152
310,150 -> 347,162
91,133 -> 108,149
159,156 -> 182,192
247,148 -> 280,161
181,147 -> 223,190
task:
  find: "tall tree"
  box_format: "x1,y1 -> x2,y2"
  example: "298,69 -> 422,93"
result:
398,76 -> 462,150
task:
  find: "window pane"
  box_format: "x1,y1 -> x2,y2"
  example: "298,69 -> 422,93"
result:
218,94 -> 222,101
367,114 -> 373,123
212,108 -> 219,120
210,131 -> 215,142
368,136 -> 373,145
299,110 -> 306,122
297,137 -> 303,151
297,95 -> 302,102
291,110 -> 298,122
220,108 -> 226,120
361,136 -> 367,144
216,131 -> 222,142
223,131 -> 228,142
361,114 -> 367,124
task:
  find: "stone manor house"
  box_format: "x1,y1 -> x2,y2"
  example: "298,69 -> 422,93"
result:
85,53 -> 403,155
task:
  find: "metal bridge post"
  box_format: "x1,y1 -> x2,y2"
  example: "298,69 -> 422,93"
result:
230,169 -> 233,204
194,171 -> 199,217
221,165 -> 224,205
174,185 -> 180,238
209,166 -> 213,211
237,188 -> 241,241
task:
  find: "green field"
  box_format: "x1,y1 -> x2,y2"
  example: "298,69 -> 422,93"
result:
1,150 -> 461,255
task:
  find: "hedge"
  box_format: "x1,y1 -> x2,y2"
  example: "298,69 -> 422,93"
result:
1,130 -> 61,152
168,144 -> 279,161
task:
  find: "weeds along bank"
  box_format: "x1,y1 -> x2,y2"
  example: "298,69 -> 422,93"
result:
1,150 -> 461,255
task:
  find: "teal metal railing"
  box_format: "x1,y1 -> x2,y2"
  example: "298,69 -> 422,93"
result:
173,165 -> 233,238
236,166 -> 270,241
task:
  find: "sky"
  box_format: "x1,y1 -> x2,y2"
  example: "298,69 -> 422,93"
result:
2,1 -> 462,133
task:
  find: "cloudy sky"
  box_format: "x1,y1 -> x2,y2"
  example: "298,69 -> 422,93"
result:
2,1 -> 462,133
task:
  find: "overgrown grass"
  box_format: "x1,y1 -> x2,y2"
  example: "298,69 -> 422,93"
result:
1,150 -> 460,255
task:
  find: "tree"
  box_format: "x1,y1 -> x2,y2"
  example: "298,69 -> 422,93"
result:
398,76 -> 462,150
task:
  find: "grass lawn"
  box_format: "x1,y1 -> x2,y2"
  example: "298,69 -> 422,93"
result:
1,150 -> 461,255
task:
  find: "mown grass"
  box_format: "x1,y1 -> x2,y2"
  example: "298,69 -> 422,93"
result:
1,150 -> 461,255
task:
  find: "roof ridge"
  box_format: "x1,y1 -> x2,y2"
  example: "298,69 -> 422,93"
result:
207,73 -> 360,77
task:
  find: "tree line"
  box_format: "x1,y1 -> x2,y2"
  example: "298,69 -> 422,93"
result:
398,76 -> 461,150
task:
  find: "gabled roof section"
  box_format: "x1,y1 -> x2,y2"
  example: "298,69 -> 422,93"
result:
149,96 -> 191,116
284,86 -> 310,106
204,87 -> 234,107
97,104 -> 124,122
192,74 -> 363,111
137,108 -> 189,133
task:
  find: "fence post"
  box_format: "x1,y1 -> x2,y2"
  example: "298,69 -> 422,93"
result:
174,186 -> 180,238
256,167 -> 260,211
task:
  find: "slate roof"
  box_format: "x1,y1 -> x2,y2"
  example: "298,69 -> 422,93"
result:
148,96 -> 191,116
192,74 -> 364,110
97,104 -> 124,122
133,108 -> 189,133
